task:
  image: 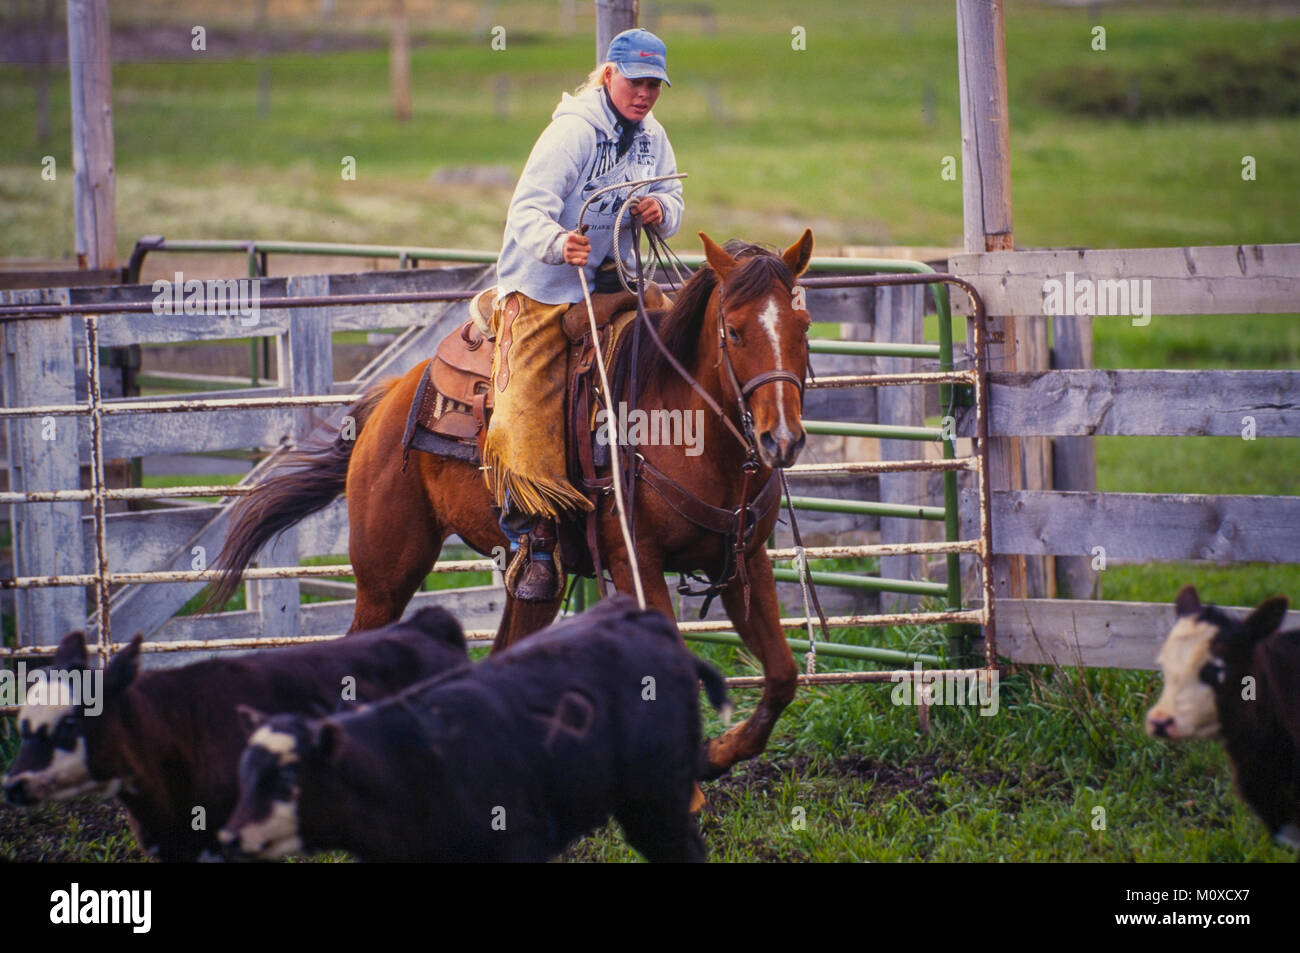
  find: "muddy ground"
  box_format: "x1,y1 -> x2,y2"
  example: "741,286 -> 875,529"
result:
0,754 -> 981,863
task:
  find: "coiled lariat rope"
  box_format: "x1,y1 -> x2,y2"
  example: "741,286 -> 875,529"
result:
572,174 -> 687,611
577,173 -> 690,295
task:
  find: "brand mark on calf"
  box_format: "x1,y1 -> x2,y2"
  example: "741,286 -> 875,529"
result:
533,691 -> 595,752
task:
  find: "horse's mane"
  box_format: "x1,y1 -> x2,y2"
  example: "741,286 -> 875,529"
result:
636,240 -> 795,385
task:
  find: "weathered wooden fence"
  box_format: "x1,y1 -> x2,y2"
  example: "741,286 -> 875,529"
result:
1,264 -> 962,664
952,242 -> 1300,669
1,264 -> 498,655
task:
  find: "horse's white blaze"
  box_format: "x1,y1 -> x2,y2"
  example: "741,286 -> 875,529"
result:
758,295 -> 788,437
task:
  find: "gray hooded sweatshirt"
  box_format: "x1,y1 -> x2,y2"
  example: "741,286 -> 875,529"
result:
495,86 -> 684,305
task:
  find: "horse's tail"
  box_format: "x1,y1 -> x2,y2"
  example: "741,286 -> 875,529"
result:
201,377 -> 396,613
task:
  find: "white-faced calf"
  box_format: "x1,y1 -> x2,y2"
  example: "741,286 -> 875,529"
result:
220,595 -> 731,862
1147,585 -> 1300,850
3,607 -> 471,861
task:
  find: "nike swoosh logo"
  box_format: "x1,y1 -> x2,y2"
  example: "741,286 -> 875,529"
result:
639,51 -> 656,57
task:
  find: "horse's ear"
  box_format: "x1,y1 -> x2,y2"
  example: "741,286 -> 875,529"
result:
699,232 -> 738,281
782,228 -> 814,278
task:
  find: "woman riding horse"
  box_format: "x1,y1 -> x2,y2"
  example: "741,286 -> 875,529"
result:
485,28 -> 684,602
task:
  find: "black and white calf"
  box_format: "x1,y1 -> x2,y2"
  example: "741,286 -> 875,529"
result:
1147,585 -> 1300,850
3,608 -> 471,861
220,595 -> 731,863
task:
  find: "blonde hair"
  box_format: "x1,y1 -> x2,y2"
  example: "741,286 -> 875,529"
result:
575,61 -> 616,95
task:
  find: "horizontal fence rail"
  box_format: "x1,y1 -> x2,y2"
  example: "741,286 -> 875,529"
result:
949,243 -> 1300,317
956,369 -> 1300,438
960,490 -> 1299,564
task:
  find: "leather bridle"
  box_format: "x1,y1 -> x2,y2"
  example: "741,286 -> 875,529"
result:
714,292 -> 809,469
614,229 -> 812,615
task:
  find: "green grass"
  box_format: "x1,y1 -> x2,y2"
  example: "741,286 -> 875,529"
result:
1040,37 -> 1300,120
563,656 -> 1293,862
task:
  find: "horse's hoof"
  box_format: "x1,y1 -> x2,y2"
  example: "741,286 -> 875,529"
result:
697,738 -> 730,781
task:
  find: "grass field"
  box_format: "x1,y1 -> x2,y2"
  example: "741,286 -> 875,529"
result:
1,0 -> 1298,863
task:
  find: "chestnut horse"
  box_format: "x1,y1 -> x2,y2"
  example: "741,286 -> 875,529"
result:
208,229 -> 813,775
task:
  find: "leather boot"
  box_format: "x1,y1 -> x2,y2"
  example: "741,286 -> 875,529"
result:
505,516 -> 562,602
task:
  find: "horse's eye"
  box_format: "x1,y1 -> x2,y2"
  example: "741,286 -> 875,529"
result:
726,326 -> 741,343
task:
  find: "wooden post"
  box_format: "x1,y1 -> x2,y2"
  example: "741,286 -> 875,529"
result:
2,292 -> 86,644
256,0 -> 271,117
956,0 -> 1029,601
390,0 -> 412,122
878,284 -> 927,608
595,0 -> 637,64
1051,314 -> 1099,599
251,275 -> 334,638
36,0 -> 57,143
66,0 -> 116,270
1021,316 -> 1054,598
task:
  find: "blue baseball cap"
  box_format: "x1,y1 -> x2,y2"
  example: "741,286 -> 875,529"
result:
607,28 -> 671,86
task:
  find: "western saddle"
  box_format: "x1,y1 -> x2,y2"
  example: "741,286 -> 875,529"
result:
401,282 -> 783,605
400,285 -> 667,576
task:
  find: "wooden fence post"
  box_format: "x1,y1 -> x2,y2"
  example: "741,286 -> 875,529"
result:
956,0 -> 1036,602
250,275 -> 334,638
595,0 -> 637,64
66,0 -> 116,272
2,292 -> 86,644
390,0 -> 412,122
1051,313 -> 1099,599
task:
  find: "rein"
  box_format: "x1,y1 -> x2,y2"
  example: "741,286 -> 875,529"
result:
624,223 -> 814,622
574,184 -> 829,645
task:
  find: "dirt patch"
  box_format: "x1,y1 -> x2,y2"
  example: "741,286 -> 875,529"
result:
706,752 -> 951,813
702,752 -> 1069,821
0,754 -> 1064,862
0,799 -> 149,863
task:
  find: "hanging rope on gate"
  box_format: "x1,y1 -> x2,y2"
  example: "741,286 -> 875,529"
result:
791,545 -> 817,675
779,468 -> 833,673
